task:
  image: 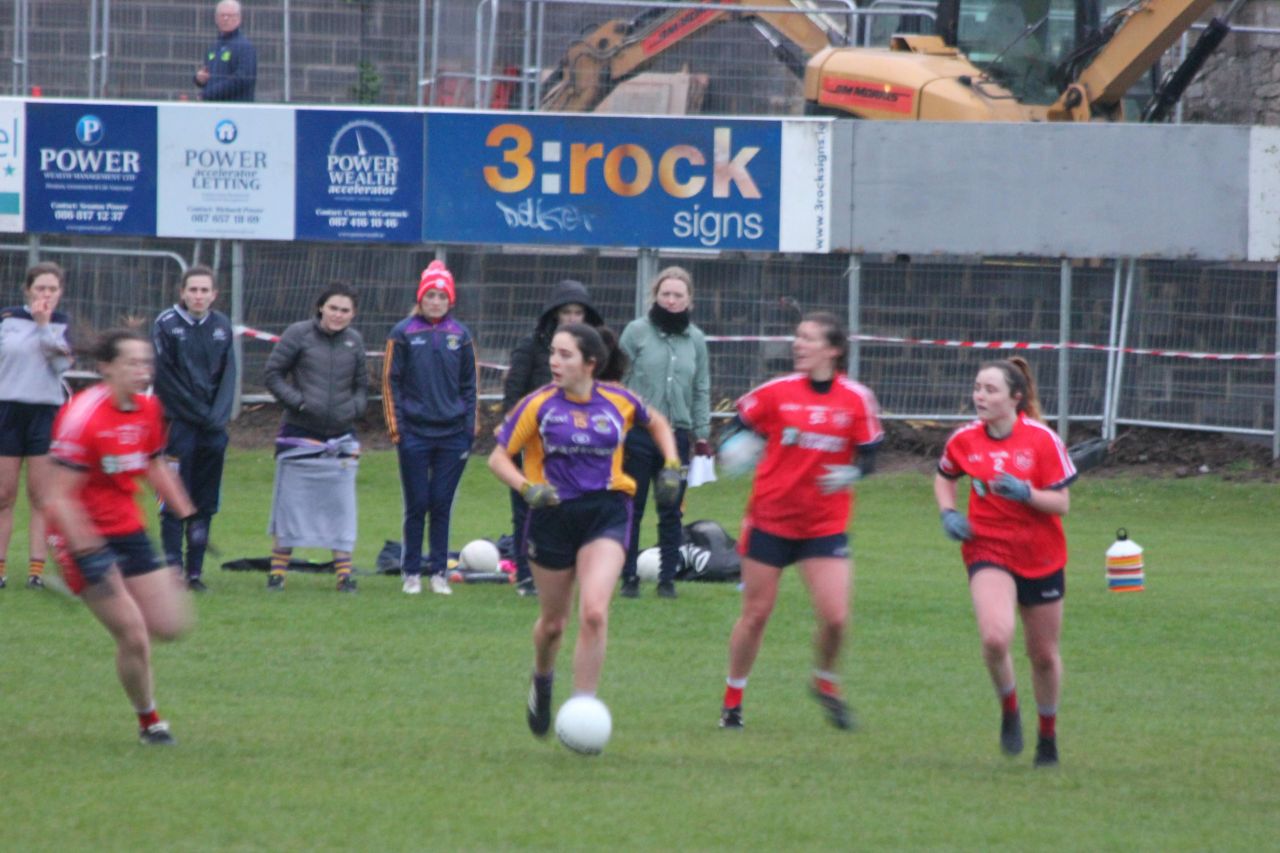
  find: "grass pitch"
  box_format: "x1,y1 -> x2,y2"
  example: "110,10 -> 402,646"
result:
1,451 -> 1277,851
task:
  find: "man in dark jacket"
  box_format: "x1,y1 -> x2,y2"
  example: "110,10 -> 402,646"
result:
501,279 -> 603,596
195,1 -> 257,102
153,265 -> 238,591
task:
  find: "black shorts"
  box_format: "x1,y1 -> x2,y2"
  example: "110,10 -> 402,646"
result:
0,401 -> 58,457
525,490 -> 632,571
51,530 -> 165,594
740,525 -> 850,570
967,563 -> 1065,607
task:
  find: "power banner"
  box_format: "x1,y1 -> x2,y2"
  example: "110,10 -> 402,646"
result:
25,102 -> 157,236
424,111 -> 831,252
157,105 -> 295,239
294,110 -> 424,243
6,98 -> 833,253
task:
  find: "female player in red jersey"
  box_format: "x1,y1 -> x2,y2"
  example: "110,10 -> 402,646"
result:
44,329 -> 199,745
717,312 -> 883,731
933,357 -> 1076,767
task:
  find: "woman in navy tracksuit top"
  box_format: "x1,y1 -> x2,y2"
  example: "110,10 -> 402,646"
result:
382,261 -> 477,596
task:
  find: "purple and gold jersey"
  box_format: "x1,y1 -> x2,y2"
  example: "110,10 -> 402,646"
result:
497,382 -> 651,501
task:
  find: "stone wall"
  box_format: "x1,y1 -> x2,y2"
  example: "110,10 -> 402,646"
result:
1181,0 -> 1280,125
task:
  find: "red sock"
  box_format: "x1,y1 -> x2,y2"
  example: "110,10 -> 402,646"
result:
723,685 -> 744,709
137,708 -> 161,729
1001,688 -> 1018,714
814,676 -> 841,698
1038,711 -> 1056,739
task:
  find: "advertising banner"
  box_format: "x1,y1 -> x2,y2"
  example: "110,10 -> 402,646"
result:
25,102 -> 156,236
778,119 -> 833,254
156,105 -> 295,239
295,110 -> 424,243
424,111 -> 782,251
0,100 -> 23,232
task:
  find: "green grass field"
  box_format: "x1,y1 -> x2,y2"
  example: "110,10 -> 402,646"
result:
1,450 -> 1277,851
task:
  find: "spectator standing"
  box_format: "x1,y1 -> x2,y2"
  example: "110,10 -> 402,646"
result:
382,261 -> 477,597
263,285 -> 367,593
0,262 -> 72,590
618,266 -> 711,599
195,0 -> 257,102
501,279 -> 603,597
152,266 -> 237,592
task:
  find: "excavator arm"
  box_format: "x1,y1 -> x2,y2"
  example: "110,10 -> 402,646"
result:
540,0 -> 843,112
1047,0 -> 1217,120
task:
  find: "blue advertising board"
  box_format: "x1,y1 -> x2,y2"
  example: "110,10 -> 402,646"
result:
25,102 -> 157,236
295,110 -> 424,243
424,112 -> 782,251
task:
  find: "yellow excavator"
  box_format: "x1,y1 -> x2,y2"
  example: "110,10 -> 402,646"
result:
539,0 -> 1243,121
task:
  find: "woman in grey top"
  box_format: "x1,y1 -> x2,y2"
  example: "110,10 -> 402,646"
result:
262,284 -> 368,593
618,266 -> 711,599
0,262 -> 72,589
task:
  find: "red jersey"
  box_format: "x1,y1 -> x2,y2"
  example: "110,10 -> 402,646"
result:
50,385 -> 166,537
939,413 -> 1076,578
738,373 -> 882,538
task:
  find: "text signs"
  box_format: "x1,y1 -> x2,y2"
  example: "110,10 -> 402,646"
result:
295,110 -> 424,242
25,102 -> 157,236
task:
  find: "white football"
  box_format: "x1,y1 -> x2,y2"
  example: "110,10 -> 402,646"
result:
458,539 -> 500,573
555,696 -> 612,755
717,431 -> 764,478
636,547 -> 662,582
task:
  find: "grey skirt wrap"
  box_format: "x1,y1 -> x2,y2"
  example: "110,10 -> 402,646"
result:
268,435 -> 360,552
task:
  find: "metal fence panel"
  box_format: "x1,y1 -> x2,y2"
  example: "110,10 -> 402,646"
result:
1118,261 -> 1276,433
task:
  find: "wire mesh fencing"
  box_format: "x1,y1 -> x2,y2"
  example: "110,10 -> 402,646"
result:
1117,261 -> 1277,433
6,236 -> 1277,446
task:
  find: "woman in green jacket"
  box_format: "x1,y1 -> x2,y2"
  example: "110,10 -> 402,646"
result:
618,266 -> 711,599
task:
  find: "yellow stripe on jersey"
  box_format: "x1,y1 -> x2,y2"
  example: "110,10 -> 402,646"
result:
502,386 -> 558,487
595,384 -> 641,497
381,339 -> 399,445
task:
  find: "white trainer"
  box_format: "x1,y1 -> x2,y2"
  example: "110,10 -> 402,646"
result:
402,574 -> 422,595
430,573 -> 453,596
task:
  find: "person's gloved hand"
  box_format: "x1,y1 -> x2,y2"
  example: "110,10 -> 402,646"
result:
693,439 -> 713,458
817,464 -> 862,495
521,481 -> 561,509
940,509 -> 972,542
991,473 -> 1032,503
654,460 -> 683,508
186,516 -> 210,549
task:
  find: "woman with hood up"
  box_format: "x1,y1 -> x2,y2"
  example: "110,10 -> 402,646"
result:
501,279 -> 603,597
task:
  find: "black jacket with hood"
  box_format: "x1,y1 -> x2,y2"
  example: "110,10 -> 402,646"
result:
501,279 -> 602,413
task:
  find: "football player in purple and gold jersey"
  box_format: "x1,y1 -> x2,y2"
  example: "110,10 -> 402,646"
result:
489,323 -> 681,739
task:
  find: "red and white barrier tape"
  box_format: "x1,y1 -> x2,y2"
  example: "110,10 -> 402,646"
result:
706,334 -> 1278,362
235,325 -> 1275,367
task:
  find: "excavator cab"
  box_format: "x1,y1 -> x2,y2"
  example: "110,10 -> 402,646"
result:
941,0 -> 1094,104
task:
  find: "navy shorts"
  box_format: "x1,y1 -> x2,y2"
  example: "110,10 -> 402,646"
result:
525,490 -> 632,571
967,563 -> 1066,607
51,530 -> 165,594
0,401 -> 58,457
740,525 -> 850,570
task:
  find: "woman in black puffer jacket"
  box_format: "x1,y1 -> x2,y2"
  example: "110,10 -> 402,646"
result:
262,284 -> 368,593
